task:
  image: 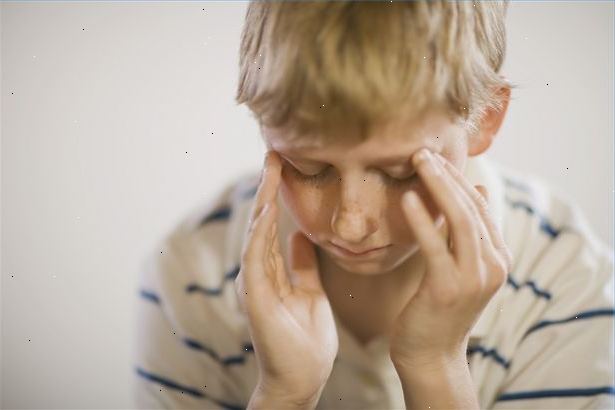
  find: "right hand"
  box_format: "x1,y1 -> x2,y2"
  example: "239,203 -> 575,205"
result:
234,150 -> 339,404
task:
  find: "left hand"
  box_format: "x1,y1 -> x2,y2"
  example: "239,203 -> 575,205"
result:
389,148 -> 513,371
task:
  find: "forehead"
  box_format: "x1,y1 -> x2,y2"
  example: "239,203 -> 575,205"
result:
261,110 -> 456,164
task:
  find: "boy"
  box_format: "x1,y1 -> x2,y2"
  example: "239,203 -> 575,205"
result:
133,1 -> 614,409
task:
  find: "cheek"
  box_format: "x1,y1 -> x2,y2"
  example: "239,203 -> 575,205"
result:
279,172 -> 327,233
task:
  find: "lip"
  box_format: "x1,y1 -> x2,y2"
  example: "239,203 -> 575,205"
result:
329,241 -> 391,258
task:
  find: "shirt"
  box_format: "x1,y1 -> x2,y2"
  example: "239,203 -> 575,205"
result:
132,154 -> 615,409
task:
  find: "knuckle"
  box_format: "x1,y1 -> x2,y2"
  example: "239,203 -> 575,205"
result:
486,260 -> 507,291
474,192 -> 489,211
465,274 -> 485,296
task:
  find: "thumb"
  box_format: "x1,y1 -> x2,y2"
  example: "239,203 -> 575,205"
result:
287,230 -> 324,293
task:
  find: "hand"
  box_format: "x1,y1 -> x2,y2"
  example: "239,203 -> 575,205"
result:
390,148 -> 512,371
234,150 -> 339,404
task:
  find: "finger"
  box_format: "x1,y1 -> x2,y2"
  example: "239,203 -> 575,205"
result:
234,271 -> 247,314
287,230 -> 325,294
475,184 -> 513,271
431,162 -> 494,288
250,150 -> 283,223
267,201 -> 292,298
241,202 -> 278,302
432,156 -> 493,255
433,154 -> 492,245
402,191 -> 454,280
412,149 -> 480,272
475,185 -> 489,203
435,154 -> 512,272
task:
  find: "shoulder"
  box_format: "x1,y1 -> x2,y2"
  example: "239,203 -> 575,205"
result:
471,161 -> 614,409
494,161 -> 612,286
137,171 -> 261,354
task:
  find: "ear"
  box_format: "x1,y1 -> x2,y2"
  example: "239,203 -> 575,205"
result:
467,85 -> 511,156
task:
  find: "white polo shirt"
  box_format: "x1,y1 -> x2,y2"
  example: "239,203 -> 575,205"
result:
132,154 -> 614,409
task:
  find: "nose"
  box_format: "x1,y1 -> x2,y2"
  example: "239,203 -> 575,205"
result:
331,202 -> 379,245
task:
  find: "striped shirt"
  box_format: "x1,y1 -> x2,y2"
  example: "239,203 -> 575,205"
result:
132,154 -> 614,409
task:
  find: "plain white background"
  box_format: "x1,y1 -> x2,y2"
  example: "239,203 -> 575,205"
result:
2,1 -> 613,408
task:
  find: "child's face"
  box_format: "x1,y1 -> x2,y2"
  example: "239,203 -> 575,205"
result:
261,109 -> 470,276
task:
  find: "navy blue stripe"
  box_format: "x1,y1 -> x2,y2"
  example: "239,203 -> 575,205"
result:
135,366 -> 204,397
496,386 -> 615,401
506,275 -> 552,300
222,355 -> 247,366
505,197 -> 562,238
139,288 -> 254,368
183,338 -> 220,361
140,289 -> 161,304
186,265 -> 240,296
182,338 -> 254,367
186,283 -> 224,296
502,176 -> 532,193
467,344 -> 511,369
199,206 -> 232,227
225,266 -> 241,280
522,308 -> 615,341
135,367 -> 244,410
241,185 -> 258,200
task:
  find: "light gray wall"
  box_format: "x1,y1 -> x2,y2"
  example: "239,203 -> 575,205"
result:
2,1 -> 612,408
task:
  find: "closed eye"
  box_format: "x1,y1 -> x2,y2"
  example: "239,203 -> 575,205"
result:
288,164 -> 417,187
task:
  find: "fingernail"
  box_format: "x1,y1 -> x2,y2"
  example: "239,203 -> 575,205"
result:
419,150 -> 442,176
415,148 -> 431,162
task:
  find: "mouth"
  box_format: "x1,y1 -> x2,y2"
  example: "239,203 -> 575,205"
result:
329,241 -> 391,258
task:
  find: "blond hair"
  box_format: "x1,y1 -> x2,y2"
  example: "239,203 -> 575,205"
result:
235,0 -> 518,144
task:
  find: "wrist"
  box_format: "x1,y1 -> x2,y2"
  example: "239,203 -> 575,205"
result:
248,380 -> 323,410
392,351 -> 467,378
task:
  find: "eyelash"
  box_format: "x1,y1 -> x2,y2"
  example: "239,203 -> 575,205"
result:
290,166 -> 418,187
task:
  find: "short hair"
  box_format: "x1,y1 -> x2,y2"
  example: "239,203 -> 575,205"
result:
235,1 -> 519,145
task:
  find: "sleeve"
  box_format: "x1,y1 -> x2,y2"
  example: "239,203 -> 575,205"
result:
490,232 -> 614,409
131,239 -> 246,410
